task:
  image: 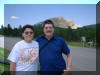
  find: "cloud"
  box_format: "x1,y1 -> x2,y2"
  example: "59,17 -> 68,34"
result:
10,16 -> 19,19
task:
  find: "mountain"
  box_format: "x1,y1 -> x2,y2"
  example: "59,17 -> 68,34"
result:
49,16 -> 74,28
34,16 -> 83,29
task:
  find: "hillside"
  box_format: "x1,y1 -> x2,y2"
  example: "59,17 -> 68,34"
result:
84,24 -> 96,28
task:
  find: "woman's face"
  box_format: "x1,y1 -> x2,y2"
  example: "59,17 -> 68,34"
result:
22,28 -> 34,42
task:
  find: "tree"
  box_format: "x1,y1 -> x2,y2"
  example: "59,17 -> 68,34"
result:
18,25 -> 22,37
0,25 -> 4,35
7,24 -> 12,36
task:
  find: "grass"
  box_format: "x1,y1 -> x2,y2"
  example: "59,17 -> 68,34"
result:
0,48 -> 10,75
0,35 -> 4,37
67,41 -> 96,48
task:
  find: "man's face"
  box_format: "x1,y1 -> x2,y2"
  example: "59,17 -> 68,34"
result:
43,24 -> 54,37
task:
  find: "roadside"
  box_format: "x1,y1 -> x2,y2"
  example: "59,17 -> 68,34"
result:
0,37 -> 96,51
67,41 -> 96,48
0,35 -> 4,37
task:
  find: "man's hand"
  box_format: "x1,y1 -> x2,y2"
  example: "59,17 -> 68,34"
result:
62,69 -> 70,75
66,68 -> 71,71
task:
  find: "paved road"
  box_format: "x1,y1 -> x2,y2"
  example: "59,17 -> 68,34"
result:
63,46 -> 96,71
0,37 -> 96,71
0,37 -> 4,48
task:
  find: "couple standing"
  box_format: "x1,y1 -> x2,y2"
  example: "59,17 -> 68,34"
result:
8,20 -> 72,75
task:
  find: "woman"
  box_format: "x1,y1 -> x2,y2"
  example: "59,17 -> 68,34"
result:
7,25 -> 39,75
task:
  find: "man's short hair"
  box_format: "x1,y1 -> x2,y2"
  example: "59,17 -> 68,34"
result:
43,19 -> 55,28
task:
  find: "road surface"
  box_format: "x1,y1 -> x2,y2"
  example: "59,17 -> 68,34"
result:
0,37 -> 4,48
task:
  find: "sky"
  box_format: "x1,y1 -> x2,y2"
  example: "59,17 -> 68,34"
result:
0,0 -> 99,28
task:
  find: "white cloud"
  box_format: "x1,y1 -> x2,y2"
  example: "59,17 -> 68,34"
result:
10,16 -> 19,19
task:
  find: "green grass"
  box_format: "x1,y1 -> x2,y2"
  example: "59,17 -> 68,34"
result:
0,35 -> 4,37
0,48 -> 10,75
67,42 -> 96,48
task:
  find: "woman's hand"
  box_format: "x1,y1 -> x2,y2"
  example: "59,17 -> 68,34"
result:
10,61 -> 16,75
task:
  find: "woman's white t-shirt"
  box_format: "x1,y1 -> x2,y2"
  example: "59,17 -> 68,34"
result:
8,40 -> 39,71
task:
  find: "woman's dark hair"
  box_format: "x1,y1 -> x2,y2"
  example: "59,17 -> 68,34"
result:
43,19 -> 55,28
22,24 -> 34,33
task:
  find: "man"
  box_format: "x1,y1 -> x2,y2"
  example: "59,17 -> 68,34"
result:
37,20 -> 72,75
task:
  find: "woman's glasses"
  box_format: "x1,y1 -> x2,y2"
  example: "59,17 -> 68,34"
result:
24,31 -> 33,35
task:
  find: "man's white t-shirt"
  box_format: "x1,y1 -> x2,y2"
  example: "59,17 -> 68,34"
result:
8,40 -> 39,71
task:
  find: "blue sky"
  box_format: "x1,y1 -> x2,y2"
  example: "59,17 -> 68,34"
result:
0,0 -> 99,28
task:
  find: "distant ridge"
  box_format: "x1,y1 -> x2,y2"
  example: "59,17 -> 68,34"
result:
84,24 -> 96,28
